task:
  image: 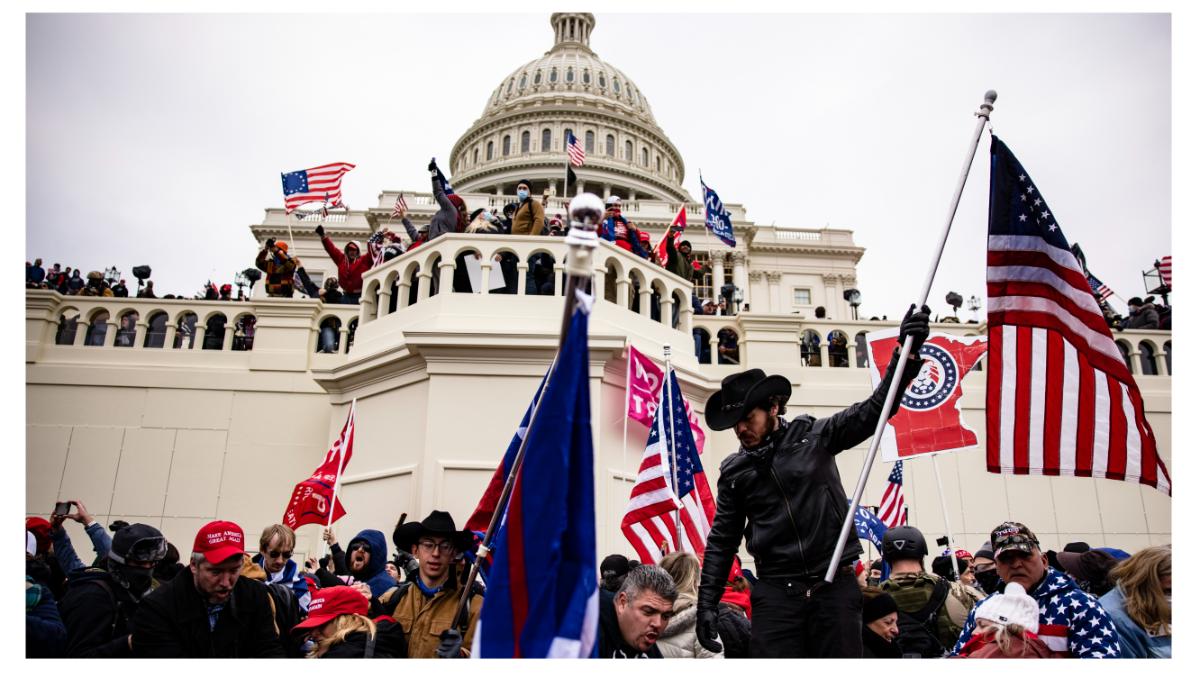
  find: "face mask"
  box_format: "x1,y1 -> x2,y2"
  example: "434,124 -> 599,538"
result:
517,189 -> 529,201
116,565 -> 155,599
975,568 -> 1001,595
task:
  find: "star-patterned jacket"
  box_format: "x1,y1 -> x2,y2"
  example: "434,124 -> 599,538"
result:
951,568 -> 1122,659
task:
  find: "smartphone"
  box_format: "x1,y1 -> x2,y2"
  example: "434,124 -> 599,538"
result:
53,501 -> 72,516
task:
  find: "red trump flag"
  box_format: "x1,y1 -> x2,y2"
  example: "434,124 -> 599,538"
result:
283,402 -> 355,529
866,329 -> 987,462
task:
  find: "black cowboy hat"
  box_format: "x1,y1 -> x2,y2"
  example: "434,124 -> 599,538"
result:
704,369 -> 793,431
393,510 -> 474,554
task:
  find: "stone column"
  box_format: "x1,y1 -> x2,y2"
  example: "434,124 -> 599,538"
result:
193,324 -> 207,350
615,278 -> 631,309
711,252 -> 726,301
819,339 -> 830,369
101,320 -> 119,348
553,263 -> 565,296
709,335 -> 719,365
679,302 -> 693,335
133,321 -> 148,349
658,293 -> 673,327
517,263 -> 529,296
439,261 -> 455,292
639,283 -> 652,318
74,321 -> 89,346
847,342 -> 858,368
1155,349 -> 1168,375
377,287 -> 392,319
1129,353 -> 1142,376
603,184 -> 611,199
747,270 -> 763,314
766,271 -> 782,313
731,252 -> 747,309
479,257 -> 492,295
222,324 -> 235,351
397,280 -> 412,309
339,327 -> 351,354
163,324 -> 177,349
418,271 -> 434,300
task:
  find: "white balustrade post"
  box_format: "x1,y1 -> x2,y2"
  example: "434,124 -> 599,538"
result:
658,293 -> 673,327
163,324 -> 177,349
340,327 -> 351,354
438,261 -> 455,292
1154,349 -> 1168,376
418,272 -> 434,300
709,335 -> 719,365
819,341 -> 830,368
639,284 -> 652,317
102,320 -> 119,348
615,278 -> 631,309
377,289 -> 392,319
193,324 -> 207,350
222,324 -> 235,351
847,342 -> 858,368
133,322 -> 148,349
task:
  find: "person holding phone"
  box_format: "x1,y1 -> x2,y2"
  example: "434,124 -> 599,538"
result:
49,500 -> 113,575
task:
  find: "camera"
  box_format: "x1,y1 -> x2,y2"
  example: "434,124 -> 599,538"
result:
936,535 -> 950,548
53,501 -> 72,517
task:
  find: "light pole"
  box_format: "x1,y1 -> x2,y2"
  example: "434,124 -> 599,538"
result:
843,288 -> 862,321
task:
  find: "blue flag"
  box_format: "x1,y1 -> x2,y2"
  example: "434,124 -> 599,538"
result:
700,175 -> 736,247
432,157 -> 455,195
473,307 -> 598,658
850,500 -> 888,555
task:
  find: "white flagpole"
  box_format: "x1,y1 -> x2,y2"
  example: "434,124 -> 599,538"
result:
664,344 -> 681,548
929,454 -> 959,581
825,90 -> 996,583
622,342 -> 632,476
318,399 -> 355,562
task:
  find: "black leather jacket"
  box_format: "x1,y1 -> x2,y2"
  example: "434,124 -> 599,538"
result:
698,351 -> 923,610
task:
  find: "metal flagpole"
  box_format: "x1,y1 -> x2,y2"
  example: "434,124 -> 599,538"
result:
929,454 -> 959,581
451,193 -> 604,633
664,344 -> 681,548
622,341 -> 632,476
825,90 -> 997,583
318,398 -> 355,562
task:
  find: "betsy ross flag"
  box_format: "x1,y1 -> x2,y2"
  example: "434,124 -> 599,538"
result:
392,192 -> 408,218
281,162 -> 355,214
1087,273 -> 1114,301
566,131 -> 585,167
877,461 -> 907,528
621,369 -> 716,564
1157,255 -> 1172,289
472,306 -> 598,658
654,206 -> 687,268
986,137 -> 1170,494
282,401 -> 356,529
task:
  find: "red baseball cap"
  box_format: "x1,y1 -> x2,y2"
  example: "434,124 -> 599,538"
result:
26,517 -> 52,555
193,520 -> 245,565
291,586 -> 369,633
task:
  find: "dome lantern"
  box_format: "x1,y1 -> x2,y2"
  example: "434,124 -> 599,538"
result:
550,12 -> 595,51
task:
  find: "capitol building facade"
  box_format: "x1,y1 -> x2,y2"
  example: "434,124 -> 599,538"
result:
25,14 -> 1170,562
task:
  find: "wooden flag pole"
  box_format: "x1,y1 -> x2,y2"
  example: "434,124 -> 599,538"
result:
825,90 -> 996,583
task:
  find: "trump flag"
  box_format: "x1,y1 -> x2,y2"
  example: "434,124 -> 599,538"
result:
282,401 -> 356,529
625,344 -> 707,455
865,330 -> 987,462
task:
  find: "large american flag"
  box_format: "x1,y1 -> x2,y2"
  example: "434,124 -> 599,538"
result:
1086,273 -> 1114,301
566,131 -> 585,167
281,162 -> 355,214
621,369 -> 715,563
877,461 -> 907,528
1158,255 -> 1172,289
985,136 -> 1170,494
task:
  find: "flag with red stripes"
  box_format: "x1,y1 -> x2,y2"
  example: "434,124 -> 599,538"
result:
1158,255 -> 1171,289
620,368 -> 715,563
877,461 -> 907,528
392,192 -> 408,218
985,136 -> 1170,494
654,206 -> 687,268
566,131 -> 585,167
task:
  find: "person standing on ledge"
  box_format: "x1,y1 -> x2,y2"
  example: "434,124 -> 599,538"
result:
694,305 -> 931,658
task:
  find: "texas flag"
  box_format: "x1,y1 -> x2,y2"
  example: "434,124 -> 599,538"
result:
865,330 -> 987,462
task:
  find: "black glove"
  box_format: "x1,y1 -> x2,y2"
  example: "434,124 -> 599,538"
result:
428,158 -> 438,173
265,238 -> 276,250
898,303 -> 931,354
695,604 -> 723,654
315,224 -> 325,238
436,628 -> 463,658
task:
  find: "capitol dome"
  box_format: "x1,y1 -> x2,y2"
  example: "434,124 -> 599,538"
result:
448,13 -> 691,203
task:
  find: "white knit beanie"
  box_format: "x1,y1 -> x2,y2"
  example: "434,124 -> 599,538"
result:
27,531 -> 37,557
975,582 -> 1040,634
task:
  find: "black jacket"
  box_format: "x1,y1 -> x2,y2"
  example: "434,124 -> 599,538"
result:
131,566 -> 284,658
699,351 -> 923,609
716,604 -> 751,658
320,620 -> 407,658
59,568 -> 139,657
862,626 -> 903,658
596,589 -> 663,658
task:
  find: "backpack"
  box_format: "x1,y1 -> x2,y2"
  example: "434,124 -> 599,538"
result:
893,578 -> 950,658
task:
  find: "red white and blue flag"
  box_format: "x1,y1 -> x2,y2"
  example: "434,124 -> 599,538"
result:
1086,273 -> 1114,301
282,401 -> 355,529
566,131 -> 585,167
1157,255 -> 1172,289
654,206 -> 687,269
472,307 -> 598,658
281,162 -> 355,214
985,137 -> 1170,494
877,461 -> 907,529
621,368 -> 716,564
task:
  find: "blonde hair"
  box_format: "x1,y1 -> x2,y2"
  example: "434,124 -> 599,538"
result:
1110,545 -> 1171,636
307,613 -> 377,658
978,621 -> 1041,657
259,524 -> 296,553
659,551 -> 700,596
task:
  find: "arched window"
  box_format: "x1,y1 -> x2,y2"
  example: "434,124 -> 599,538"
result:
174,313 -> 197,349
605,134 -> 615,156
632,90 -> 639,105
614,78 -> 621,93
717,329 -> 740,365
542,128 -> 552,152
1138,341 -> 1158,375
502,135 -> 511,156
566,67 -> 574,83
624,140 -> 633,161
1116,340 -> 1133,372
549,67 -> 558,83
598,72 -> 607,88
518,73 -> 526,90
472,148 -> 479,165
563,128 -> 573,148
144,312 -> 168,348
801,329 -> 822,366
582,69 -> 591,84
855,332 -> 869,368
1165,340 -> 1172,375
533,70 -> 542,85
55,312 -> 80,345
656,156 -> 662,172
585,131 -> 595,153
506,78 -> 514,94
233,315 -> 256,351
828,330 -> 850,368
317,316 -> 342,354
641,147 -> 649,166
85,311 -> 110,347
346,318 -> 358,353
486,141 -> 494,160
114,311 -> 138,348
203,314 -> 227,350
521,130 -> 530,153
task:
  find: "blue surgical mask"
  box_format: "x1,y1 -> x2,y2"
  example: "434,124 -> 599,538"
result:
517,189 -> 529,201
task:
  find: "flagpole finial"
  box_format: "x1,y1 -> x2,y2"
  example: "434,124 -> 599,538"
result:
564,193 -> 604,277
978,90 -> 998,118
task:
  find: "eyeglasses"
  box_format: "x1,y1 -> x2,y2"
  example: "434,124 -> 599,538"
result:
266,549 -> 293,560
418,539 -> 454,554
348,542 -> 371,554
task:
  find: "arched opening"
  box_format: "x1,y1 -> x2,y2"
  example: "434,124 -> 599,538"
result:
502,135 -> 511,156
605,134 -> 615,156
694,327 -> 712,363
55,311 -> 81,345
452,247 -> 484,293
143,311 -> 168,348
603,259 -> 620,304
1138,340 -> 1158,375
828,330 -> 850,368
1116,340 -> 1133,373
232,315 -> 255,351
542,128 -> 551,152
672,289 -> 689,330
629,269 -> 647,314
85,310 -> 110,346
1164,340 -> 1171,375
717,328 -> 740,365
404,262 -> 422,307
114,310 -> 139,348
520,130 -> 530,153
317,316 -> 342,354
427,254 -> 443,298
641,147 -> 649,166
174,312 -> 198,349
650,280 -> 668,324
526,250 -> 556,296
624,140 -> 633,161
346,318 -> 358,353
486,141 -> 494,161
202,314 -> 227,350
801,329 -> 822,366
855,331 -> 869,368
585,130 -> 595,153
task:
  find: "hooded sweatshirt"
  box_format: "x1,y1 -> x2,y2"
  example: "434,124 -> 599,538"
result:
320,237 -> 373,294
346,530 -> 397,599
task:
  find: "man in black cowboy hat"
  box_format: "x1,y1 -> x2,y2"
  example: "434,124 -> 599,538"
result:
377,510 -> 480,658
694,305 -> 931,658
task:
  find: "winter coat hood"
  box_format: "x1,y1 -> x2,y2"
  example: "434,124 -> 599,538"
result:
346,529 -> 395,598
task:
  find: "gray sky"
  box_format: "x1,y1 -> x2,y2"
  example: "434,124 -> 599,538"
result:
25,12 -> 1171,319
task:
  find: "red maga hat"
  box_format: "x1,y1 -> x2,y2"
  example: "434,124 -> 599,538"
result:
291,586 -> 369,633
193,520 -> 245,565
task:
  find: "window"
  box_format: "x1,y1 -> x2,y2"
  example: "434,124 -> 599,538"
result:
563,128 -> 573,147
613,78 -> 621,93
503,135 -> 511,156
507,79 -> 514,94
473,148 -> 479,164
599,72 -> 607,88
518,73 -> 526,90
641,147 -> 648,166
605,134 -> 615,156
624,140 -> 633,161
550,67 -> 558,83
534,70 -> 542,85
542,128 -> 551,151
583,69 -> 591,84
566,67 -> 574,83
521,131 -> 530,153
585,131 -> 595,153
656,156 -> 662,172
486,141 -> 494,160
793,288 -> 812,305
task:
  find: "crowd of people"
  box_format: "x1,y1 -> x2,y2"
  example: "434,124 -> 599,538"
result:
25,499 -> 1170,659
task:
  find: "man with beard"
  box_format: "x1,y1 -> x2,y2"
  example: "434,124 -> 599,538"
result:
132,520 -> 283,657
59,524 -> 167,657
344,529 -> 399,600
598,563 -> 677,658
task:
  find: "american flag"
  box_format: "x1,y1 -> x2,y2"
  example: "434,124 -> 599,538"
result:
1158,255 -> 1172,289
985,136 -> 1170,494
281,162 -> 355,214
392,193 -> 408,218
621,369 -> 715,563
877,461 -> 907,528
566,131 -> 585,167
1087,273 -> 1114,300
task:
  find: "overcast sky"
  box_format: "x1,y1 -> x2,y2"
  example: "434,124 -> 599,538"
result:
25,12 -> 1171,319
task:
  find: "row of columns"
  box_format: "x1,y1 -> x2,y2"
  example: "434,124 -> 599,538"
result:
71,318 -> 236,350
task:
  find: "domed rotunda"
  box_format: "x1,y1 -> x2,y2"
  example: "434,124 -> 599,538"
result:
448,13 -> 691,203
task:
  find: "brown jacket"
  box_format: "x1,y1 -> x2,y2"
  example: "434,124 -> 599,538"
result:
510,198 -> 546,236
388,578 -> 483,658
